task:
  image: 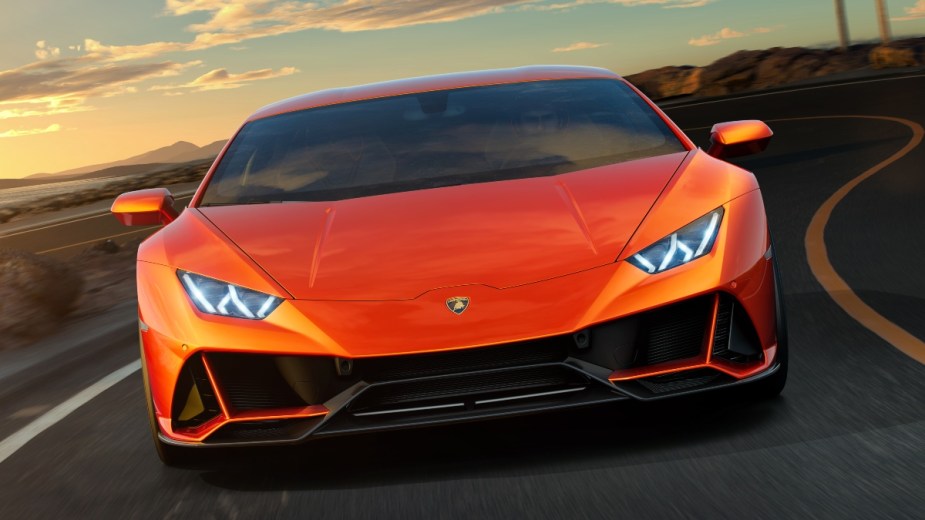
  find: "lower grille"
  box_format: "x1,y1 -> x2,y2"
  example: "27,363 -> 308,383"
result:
637,369 -> 721,394
633,296 -> 712,367
207,419 -> 315,443
207,354 -> 308,412
358,338 -> 569,381
349,365 -> 587,416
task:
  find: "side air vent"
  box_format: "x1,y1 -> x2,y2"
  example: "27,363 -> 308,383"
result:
711,294 -> 763,364
205,353 -> 354,411
171,353 -> 222,430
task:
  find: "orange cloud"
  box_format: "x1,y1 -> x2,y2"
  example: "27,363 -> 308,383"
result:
526,0 -> 711,11
34,41 -> 61,60
0,57 -> 200,126
688,26 -> 781,47
0,123 -> 62,138
151,66 -> 298,93
552,41 -> 607,52
893,0 -> 925,21
83,1 -> 712,62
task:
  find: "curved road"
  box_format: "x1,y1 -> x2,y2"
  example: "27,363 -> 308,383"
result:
1,75 -> 924,519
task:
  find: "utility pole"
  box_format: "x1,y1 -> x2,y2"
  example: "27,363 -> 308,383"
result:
833,0 -> 849,50
875,0 -> 891,44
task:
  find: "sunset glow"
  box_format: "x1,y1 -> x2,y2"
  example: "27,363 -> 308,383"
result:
1,0 -> 923,179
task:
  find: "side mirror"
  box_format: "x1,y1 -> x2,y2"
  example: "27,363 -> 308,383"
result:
707,120 -> 773,159
111,188 -> 179,226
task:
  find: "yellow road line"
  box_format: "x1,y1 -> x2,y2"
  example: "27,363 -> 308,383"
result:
36,227 -> 156,254
798,115 -> 925,364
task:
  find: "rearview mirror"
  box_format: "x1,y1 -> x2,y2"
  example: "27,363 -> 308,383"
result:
111,188 -> 179,226
707,120 -> 773,159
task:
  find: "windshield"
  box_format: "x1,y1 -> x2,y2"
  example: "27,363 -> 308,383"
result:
200,79 -> 685,205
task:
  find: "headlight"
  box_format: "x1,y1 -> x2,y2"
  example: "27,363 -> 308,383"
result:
627,208 -> 724,274
177,270 -> 282,319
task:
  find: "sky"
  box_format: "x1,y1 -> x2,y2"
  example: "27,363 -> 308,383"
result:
1,0 -> 924,179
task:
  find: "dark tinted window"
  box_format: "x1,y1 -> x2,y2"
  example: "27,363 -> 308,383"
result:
201,79 -> 685,204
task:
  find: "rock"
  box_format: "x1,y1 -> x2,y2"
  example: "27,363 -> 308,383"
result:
697,49 -> 771,96
0,208 -> 18,224
621,37 -> 924,101
0,250 -> 84,339
92,239 -> 120,254
869,45 -> 920,69
626,66 -> 702,99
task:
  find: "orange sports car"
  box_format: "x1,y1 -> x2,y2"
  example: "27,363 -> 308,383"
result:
112,65 -> 786,466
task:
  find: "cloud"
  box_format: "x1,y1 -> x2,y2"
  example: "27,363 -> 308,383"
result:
82,1 -> 714,61
35,40 -> 61,60
662,0 -> 711,7
0,123 -> 62,138
151,66 -> 297,93
0,103 -> 92,120
688,26 -> 781,47
688,27 -> 745,47
0,57 -> 199,123
552,41 -> 607,52
893,0 -> 925,21
525,0 -> 712,11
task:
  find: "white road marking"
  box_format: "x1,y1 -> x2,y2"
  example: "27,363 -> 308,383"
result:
0,360 -> 140,465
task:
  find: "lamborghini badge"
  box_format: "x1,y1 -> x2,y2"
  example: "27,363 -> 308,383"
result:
445,297 -> 470,315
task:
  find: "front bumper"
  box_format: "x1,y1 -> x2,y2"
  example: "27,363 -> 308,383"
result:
155,289 -> 779,448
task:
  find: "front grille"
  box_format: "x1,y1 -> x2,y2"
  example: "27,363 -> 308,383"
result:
207,419 -> 315,443
349,365 -> 586,415
633,296 -> 712,367
637,369 -> 721,394
358,337 -> 569,381
207,354 -> 308,412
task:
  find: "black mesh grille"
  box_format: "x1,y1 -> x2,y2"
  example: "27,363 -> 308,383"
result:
207,354 -> 308,412
634,296 -> 712,366
711,295 -> 734,360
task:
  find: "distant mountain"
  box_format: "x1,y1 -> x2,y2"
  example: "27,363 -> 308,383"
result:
166,140 -> 227,164
29,139 -> 227,179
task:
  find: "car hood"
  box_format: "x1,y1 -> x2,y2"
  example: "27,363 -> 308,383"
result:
198,151 -> 688,300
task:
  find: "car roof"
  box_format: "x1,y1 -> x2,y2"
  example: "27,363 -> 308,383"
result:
246,65 -> 622,122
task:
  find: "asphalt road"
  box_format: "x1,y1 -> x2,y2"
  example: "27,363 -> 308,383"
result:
0,191 -> 195,258
1,74 -> 924,519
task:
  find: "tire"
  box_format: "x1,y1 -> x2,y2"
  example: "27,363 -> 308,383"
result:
747,247 -> 789,399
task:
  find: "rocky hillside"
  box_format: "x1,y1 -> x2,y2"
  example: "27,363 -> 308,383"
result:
626,37 -> 925,101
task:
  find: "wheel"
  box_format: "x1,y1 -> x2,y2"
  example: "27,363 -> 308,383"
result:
141,350 -> 197,467
747,246 -> 788,399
